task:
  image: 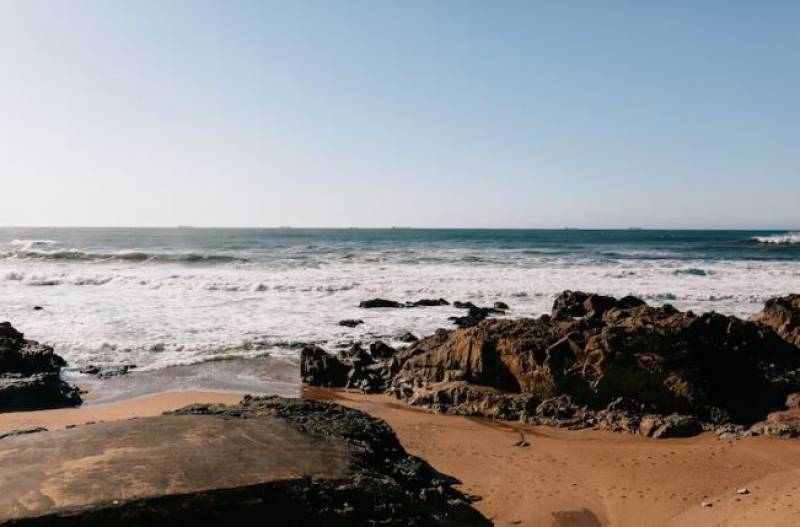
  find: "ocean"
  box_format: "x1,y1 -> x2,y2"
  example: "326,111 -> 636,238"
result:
1,227 -> 799,376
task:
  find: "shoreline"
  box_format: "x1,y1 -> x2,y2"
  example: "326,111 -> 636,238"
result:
0,390 -> 243,434
3,388 -> 800,526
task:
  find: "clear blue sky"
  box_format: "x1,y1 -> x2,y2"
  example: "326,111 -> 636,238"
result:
1,1 -> 797,228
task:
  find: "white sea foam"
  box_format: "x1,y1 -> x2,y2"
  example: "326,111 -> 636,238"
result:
2,255 -> 800,373
753,232 -> 800,244
10,239 -> 57,249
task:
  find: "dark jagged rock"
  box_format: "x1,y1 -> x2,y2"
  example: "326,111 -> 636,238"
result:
638,414 -> 702,439
369,341 -> 398,360
493,301 -> 510,310
359,298 -> 451,309
359,298 -> 404,309
0,375 -> 82,411
748,392 -> 800,438
79,364 -> 137,379
338,319 -> 364,328
551,290 -> 645,319
0,322 -> 65,375
449,305 -> 506,329
369,292 -> 800,438
453,301 -> 477,310
0,322 -> 81,412
32,306 -> 44,311
399,332 -> 419,343
300,345 -> 348,387
752,294 -> 800,347
407,298 -> 450,307
338,343 -> 372,364
303,342 -> 397,394
305,292 -> 800,438
79,365 -> 101,375
1,397 -> 489,526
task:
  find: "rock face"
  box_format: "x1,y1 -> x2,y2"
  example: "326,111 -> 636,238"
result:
752,294 -> 800,347
0,396 -> 488,526
305,291 -> 800,438
0,322 -> 81,412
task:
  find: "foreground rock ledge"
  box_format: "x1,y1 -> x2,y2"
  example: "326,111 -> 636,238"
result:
0,396 -> 488,526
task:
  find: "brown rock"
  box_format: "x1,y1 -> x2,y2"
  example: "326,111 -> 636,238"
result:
300,345 -> 348,387
388,292 -> 800,433
752,294 -> 800,347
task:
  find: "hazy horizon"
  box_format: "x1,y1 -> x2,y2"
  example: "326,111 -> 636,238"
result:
1,1 -> 798,229
1,225 -> 798,232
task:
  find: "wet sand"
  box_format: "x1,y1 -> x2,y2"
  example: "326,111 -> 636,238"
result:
0,391 -> 242,433
308,388 -> 800,527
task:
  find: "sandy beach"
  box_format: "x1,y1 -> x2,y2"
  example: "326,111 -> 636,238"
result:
312,389 -> 800,527
3,388 -> 799,526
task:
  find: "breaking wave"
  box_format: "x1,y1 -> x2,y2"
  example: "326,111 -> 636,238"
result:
10,239 -> 58,250
752,232 -> 800,245
1,248 -> 248,264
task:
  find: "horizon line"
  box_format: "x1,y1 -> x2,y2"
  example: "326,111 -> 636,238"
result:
0,225 -> 797,232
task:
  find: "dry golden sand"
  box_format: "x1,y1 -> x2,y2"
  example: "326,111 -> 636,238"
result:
3,389 -> 800,526
308,388 -> 800,527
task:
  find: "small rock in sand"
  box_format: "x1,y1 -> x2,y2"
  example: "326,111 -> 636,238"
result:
737,488 -> 750,495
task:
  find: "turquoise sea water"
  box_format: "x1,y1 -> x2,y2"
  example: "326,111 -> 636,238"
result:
2,228 -> 799,264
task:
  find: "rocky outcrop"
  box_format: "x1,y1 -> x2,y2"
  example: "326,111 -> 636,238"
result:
389,292 -> 800,433
394,292 -> 800,435
0,396 -> 489,526
301,343 -> 398,394
306,291 -> 800,438
752,294 -> 800,347
0,322 -> 81,412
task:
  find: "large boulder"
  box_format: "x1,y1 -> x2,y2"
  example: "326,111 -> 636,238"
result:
300,345 -> 348,387
752,294 -> 800,347
0,322 -> 81,412
0,322 -> 65,374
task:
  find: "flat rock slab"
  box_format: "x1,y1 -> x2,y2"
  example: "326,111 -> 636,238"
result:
0,397 -> 488,526
0,414 -> 351,521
